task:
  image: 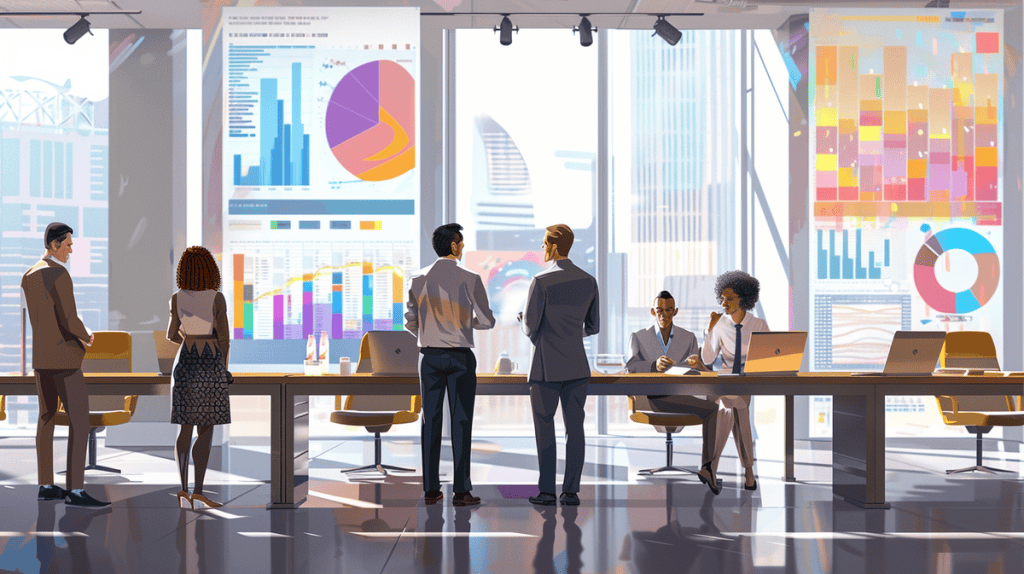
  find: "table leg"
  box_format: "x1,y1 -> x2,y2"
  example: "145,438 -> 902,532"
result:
268,385 -> 309,509
832,386 -> 889,509
784,394 -> 796,482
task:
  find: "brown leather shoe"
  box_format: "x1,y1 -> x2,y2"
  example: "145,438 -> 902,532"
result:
452,491 -> 480,506
424,490 -> 443,505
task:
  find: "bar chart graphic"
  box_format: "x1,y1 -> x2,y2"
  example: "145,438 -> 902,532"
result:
227,47 -> 311,186
816,228 -> 891,280
325,60 -> 415,181
811,12 -> 1002,225
230,243 -> 413,340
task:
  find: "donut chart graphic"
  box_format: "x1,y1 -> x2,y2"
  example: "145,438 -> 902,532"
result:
913,227 -> 999,314
325,60 -> 415,181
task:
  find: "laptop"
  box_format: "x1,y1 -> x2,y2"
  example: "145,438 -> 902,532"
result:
742,331 -> 808,376
851,331 -> 946,376
366,330 -> 419,376
716,331 -> 807,377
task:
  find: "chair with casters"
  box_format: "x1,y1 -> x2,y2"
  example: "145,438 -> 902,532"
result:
935,331 -> 1024,474
330,332 -> 421,475
55,331 -> 137,474
628,395 -> 704,476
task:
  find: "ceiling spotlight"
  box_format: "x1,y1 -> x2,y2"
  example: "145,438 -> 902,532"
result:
574,15 -> 597,47
652,16 -> 681,46
64,15 -> 93,45
495,15 -> 518,46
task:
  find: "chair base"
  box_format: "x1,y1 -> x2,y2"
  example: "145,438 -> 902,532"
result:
58,427 -> 120,474
946,465 -> 1014,474
342,463 -> 415,475
638,465 -> 698,476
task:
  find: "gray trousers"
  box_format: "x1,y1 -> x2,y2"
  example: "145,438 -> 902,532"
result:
530,377 -> 588,494
647,395 -> 718,468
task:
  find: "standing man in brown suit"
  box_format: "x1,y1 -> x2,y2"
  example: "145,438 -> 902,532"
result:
21,222 -> 109,507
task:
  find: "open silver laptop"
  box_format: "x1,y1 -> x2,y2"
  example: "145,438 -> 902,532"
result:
717,331 -> 807,377
367,330 -> 419,376
851,331 -> 946,376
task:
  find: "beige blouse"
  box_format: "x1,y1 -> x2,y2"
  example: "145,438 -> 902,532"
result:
167,289 -> 230,365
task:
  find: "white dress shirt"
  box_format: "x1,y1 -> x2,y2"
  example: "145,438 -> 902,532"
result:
405,258 -> 495,348
701,312 -> 770,372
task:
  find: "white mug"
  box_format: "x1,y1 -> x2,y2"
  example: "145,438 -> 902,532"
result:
495,356 -> 517,375
339,357 -> 352,376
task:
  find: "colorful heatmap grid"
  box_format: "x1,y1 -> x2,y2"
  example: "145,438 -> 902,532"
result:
813,37 -> 1001,224
231,252 -> 407,340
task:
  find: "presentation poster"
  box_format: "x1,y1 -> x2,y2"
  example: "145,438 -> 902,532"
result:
221,7 -> 419,343
809,9 -> 1003,370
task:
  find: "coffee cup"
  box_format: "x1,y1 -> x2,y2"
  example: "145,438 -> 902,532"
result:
339,357 -> 352,376
495,356 -> 517,375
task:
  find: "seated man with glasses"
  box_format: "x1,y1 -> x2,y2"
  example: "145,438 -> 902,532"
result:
626,290 -> 720,494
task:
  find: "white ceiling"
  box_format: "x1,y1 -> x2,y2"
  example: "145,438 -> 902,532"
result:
0,0 -> 1017,31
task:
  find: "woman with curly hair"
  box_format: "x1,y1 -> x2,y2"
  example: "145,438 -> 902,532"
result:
687,270 -> 767,491
166,246 -> 232,509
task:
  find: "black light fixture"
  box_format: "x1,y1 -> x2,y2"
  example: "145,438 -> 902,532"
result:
574,15 -> 597,47
495,14 -> 518,46
64,15 -> 93,45
652,16 -> 681,46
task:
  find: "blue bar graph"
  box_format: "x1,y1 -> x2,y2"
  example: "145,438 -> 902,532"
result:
816,229 -> 890,280
233,61 -> 309,186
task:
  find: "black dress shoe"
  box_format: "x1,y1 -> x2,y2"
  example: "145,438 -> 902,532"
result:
529,492 -> 557,506
744,479 -> 758,491
424,490 -> 444,505
452,491 -> 480,507
559,492 -> 580,506
65,489 -> 110,508
38,485 -> 68,501
697,465 -> 721,495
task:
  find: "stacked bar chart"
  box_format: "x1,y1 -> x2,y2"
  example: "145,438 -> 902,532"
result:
231,243 -> 412,340
228,47 -> 311,186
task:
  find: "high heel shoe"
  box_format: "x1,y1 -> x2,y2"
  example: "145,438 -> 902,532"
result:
176,490 -> 193,509
190,493 -> 223,509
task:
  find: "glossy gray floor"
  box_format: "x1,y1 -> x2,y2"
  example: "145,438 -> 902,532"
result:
1,434 -> 1023,573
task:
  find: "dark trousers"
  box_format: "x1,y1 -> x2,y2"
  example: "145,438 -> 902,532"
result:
530,377 -> 588,494
647,395 -> 718,467
35,368 -> 88,491
419,348 -> 477,493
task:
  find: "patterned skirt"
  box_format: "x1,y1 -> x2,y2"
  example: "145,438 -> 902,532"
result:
170,337 -> 232,426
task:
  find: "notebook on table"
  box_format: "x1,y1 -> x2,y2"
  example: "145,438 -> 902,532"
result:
366,330 -> 419,376
718,331 -> 807,377
850,331 -> 946,376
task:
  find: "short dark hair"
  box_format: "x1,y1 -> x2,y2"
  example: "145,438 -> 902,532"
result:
714,270 -> 760,311
44,222 -> 73,249
432,223 -> 464,257
176,246 -> 222,291
655,290 -> 674,301
544,224 -> 574,257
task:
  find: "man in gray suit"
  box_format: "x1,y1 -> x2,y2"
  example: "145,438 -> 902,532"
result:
626,290 -> 720,494
518,224 -> 599,506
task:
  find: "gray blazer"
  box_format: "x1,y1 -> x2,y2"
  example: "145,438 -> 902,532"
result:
521,259 -> 599,382
626,324 -> 699,374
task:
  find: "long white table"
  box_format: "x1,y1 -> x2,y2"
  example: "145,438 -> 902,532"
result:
2,371 -> 1021,509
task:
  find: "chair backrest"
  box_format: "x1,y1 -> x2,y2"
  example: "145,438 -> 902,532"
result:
335,332 -> 421,414
0,395 -> 6,421
940,331 -> 1011,413
82,331 -> 133,411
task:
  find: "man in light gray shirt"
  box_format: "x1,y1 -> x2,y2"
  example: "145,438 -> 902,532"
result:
518,224 -> 599,506
405,223 -> 494,506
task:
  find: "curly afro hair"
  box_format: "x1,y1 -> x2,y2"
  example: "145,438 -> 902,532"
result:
176,246 -> 221,291
714,270 -> 759,311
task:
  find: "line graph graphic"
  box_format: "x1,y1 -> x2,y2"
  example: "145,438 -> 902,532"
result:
815,293 -> 911,369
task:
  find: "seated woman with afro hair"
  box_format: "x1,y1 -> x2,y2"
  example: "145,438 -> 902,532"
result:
687,270 -> 767,491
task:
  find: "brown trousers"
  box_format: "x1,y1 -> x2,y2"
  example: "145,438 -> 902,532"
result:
35,368 -> 89,491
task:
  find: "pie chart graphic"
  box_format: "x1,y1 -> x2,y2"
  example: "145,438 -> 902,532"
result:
913,227 -> 999,314
325,60 -> 415,181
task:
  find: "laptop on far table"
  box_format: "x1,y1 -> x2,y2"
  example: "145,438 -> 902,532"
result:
740,331 -> 808,376
367,330 -> 419,376
851,331 -> 946,376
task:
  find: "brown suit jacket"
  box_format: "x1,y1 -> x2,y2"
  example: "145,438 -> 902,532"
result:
21,258 -> 91,370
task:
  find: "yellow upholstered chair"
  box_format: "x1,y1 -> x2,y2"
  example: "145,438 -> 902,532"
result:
56,331 -> 138,474
0,395 -> 6,421
330,333 -> 420,475
628,395 -> 705,476
936,331 -> 1024,474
